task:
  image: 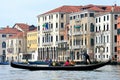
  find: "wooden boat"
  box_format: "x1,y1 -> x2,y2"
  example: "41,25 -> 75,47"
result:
10,60 -> 110,71
0,62 -> 9,65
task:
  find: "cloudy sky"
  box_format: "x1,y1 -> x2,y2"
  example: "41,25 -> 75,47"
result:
0,0 -> 120,27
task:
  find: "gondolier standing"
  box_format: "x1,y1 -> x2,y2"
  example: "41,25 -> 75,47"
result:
81,49 -> 91,64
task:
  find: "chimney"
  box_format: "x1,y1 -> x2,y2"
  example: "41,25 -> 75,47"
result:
6,26 -> 9,28
111,6 -> 114,12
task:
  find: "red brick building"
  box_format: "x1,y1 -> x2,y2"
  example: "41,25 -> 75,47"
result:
117,16 -> 120,62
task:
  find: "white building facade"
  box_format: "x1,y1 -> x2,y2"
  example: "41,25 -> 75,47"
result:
94,12 -> 120,61
6,36 -> 24,62
37,12 -> 70,61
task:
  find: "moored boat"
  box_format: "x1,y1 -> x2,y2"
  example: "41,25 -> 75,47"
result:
0,62 -> 9,65
10,60 -> 110,71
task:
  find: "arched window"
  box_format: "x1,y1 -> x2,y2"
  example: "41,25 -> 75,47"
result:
2,42 -> 6,48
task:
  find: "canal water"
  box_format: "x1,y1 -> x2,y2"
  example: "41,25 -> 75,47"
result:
0,65 -> 120,80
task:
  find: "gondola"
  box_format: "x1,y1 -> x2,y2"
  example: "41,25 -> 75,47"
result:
10,60 -> 110,71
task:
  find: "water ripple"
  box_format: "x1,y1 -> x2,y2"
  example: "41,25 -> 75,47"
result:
0,65 -> 120,80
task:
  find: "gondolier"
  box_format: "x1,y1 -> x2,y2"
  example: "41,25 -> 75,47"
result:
81,49 -> 91,64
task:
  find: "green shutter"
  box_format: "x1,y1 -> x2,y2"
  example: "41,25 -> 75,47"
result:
74,25 -> 81,28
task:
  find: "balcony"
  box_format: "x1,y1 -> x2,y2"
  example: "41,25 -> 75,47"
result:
75,18 -> 81,22
42,42 -> 53,46
95,43 -> 106,48
69,45 -> 81,49
58,40 -> 67,43
73,31 -> 83,35
42,29 -> 53,33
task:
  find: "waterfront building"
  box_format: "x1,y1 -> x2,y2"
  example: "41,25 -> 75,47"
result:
6,23 -> 36,62
69,10 -> 95,61
27,28 -> 38,61
0,26 -> 19,62
117,16 -> 120,62
68,4 -> 116,62
37,5 -> 82,61
57,24 -> 69,61
94,5 -> 120,61
13,23 -> 30,54
37,4 -> 120,62
6,32 -> 24,62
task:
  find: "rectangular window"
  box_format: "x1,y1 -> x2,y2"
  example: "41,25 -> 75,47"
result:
70,17 -> 72,20
104,16 -> 105,21
51,23 -> 53,29
2,34 -> 6,37
114,47 -> 117,52
61,14 -> 64,18
73,16 -> 75,19
85,13 -> 87,17
114,35 -> 117,42
117,29 -> 120,34
114,24 -> 117,29
42,37 -> 44,43
107,15 -> 109,20
99,17 -> 101,22
61,23 -> 64,28
96,37 -> 97,44
51,36 -> 53,42
60,36 -> 64,40
56,23 -> 58,28
3,50 -> 5,54
91,38 -> 94,46
19,41 -> 21,45
81,14 -> 84,18
56,14 -> 58,18
19,48 -> 21,53
96,18 -> 98,23
56,36 -> 58,41
114,15 -> 118,20
107,47 -> 108,52
38,26 -> 40,30
38,37 -> 40,44
99,55 -> 100,58
90,13 -> 94,17
90,23 -> 94,32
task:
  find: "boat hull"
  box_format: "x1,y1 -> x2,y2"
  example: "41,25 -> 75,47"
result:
10,60 -> 110,71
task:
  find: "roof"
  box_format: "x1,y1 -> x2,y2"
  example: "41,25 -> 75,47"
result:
80,4 -> 120,12
0,26 -> 20,34
13,23 -> 30,32
39,5 -> 82,16
9,32 -> 23,39
88,6 -> 105,12
38,4 -> 120,17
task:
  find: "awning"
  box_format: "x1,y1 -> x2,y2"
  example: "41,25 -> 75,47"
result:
74,25 -> 81,28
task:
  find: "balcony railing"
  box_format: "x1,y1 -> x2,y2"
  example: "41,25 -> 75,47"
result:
73,31 -> 83,35
69,45 -> 81,49
42,42 -> 53,46
42,29 -> 53,33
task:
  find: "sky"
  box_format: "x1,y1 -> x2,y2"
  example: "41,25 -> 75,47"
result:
0,0 -> 120,28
